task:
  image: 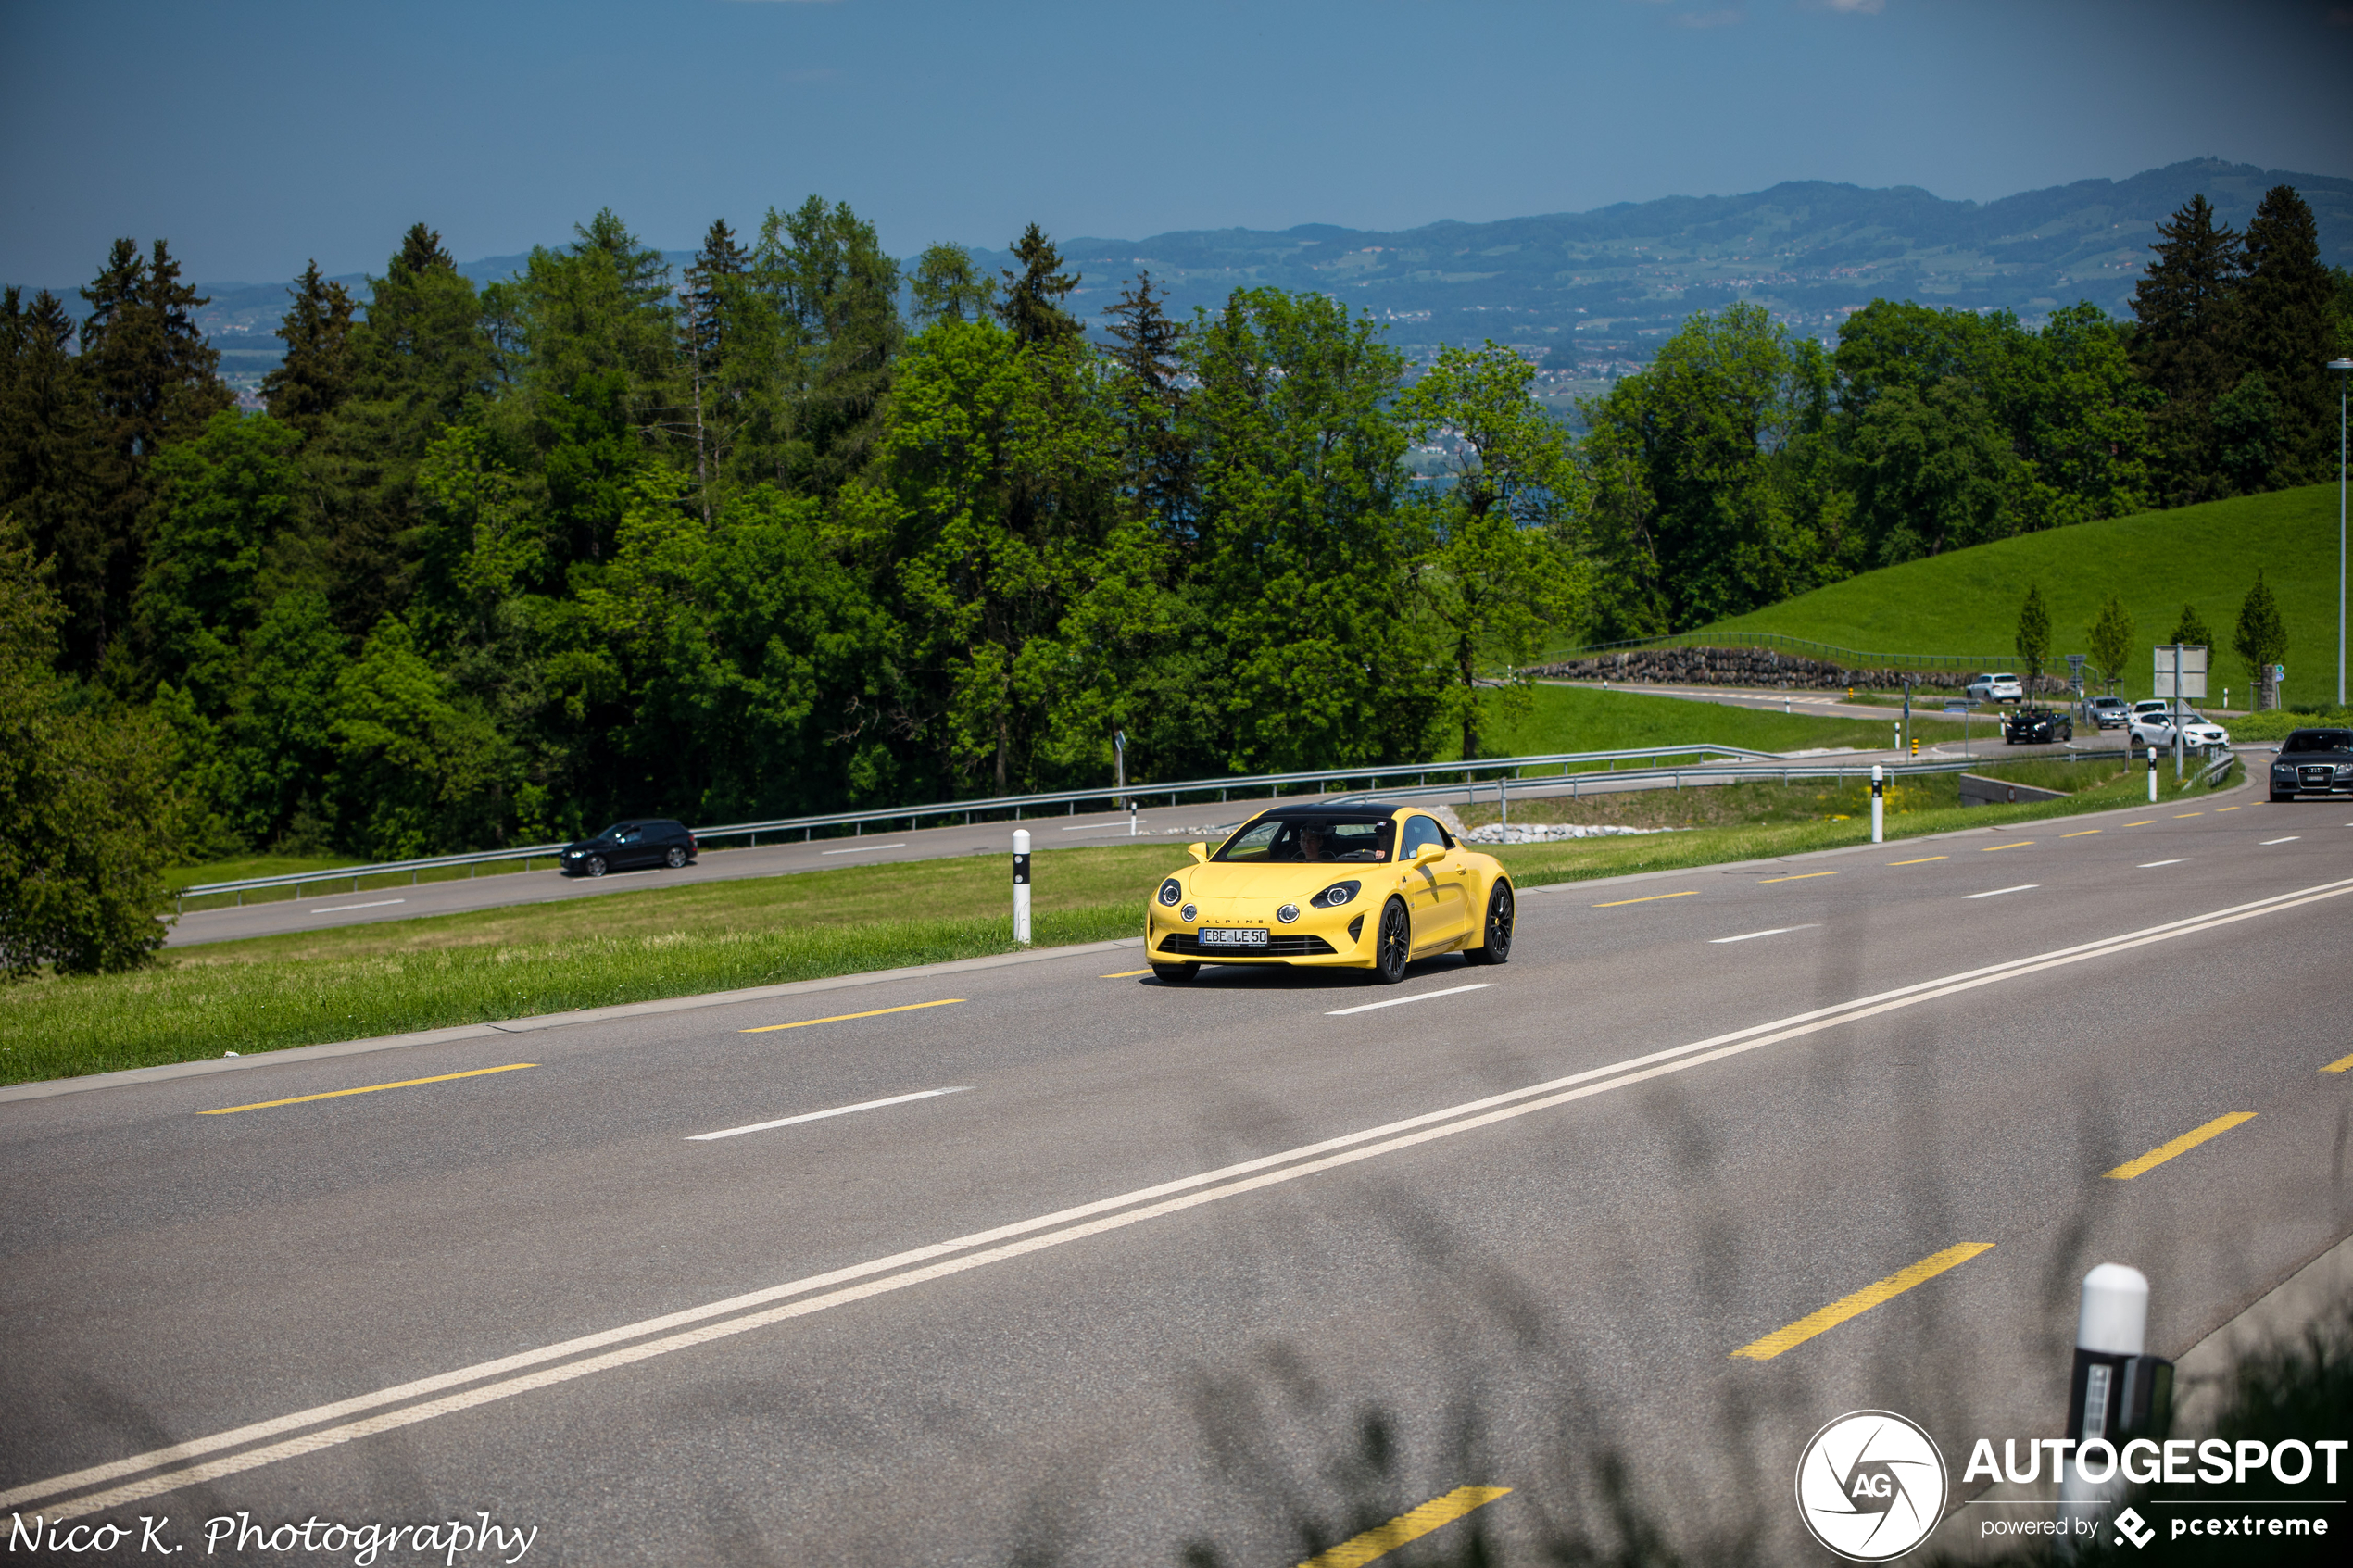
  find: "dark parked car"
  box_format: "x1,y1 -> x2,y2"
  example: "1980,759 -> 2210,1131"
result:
2268,729 -> 2353,802
560,819 -> 698,877
2002,707 -> 2074,745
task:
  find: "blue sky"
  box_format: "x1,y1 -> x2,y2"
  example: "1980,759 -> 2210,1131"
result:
3,0 -> 2348,287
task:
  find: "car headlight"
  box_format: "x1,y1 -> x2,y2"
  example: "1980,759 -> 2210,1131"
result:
1309,880 -> 1361,909
2338,765 -> 2353,778
1277,903 -> 1300,924
1179,903 -> 1197,922
1157,878 -> 1183,907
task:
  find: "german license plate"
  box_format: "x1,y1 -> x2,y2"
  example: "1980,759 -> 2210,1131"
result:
1198,927 -> 1268,947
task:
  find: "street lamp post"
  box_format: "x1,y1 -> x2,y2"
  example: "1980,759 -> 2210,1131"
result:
2334,358 -> 2352,709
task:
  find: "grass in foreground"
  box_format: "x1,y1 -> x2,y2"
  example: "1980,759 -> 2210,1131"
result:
2,764 -> 2235,1087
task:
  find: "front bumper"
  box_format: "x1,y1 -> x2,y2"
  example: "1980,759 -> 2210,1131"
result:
1146,902 -> 1375,967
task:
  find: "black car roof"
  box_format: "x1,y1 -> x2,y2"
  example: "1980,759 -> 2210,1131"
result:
1250,801 -> 1412,820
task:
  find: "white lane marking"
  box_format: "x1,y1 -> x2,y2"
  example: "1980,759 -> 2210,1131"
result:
690,1086 -> 971,1142
1326,983 -> 1492,1016
1061,820 -> 1148,831
1963,884 -> 2038,899
819,843 -> 906,856
26,874 -> 2353,1521
308,899 -> 407,914
2260,836 -> 2300,846
1709,924 -> 1818,945
2137,860 -> 2187,869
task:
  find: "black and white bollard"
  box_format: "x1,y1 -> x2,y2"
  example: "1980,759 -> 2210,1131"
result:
2058,1263 -> 2171,1543
2147,744 -> 2159,802
1870,763 -> 1885,844
1013,829 -> 1032,946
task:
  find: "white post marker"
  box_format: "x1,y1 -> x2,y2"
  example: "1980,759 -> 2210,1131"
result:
1870,763 -> 1884,845
1012,829 -> 1032,946
2059,1264 -> 2157,1547
2147,745 -> 2158,803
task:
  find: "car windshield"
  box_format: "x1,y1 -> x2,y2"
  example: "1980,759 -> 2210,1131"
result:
1214,816 -> 1394,864
2284,730 -> 2353,754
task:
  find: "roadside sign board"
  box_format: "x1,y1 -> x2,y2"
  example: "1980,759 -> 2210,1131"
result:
2153,644 -> 2208,699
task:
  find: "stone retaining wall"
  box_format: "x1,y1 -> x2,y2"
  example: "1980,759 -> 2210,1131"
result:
1532,646 -> 2073,696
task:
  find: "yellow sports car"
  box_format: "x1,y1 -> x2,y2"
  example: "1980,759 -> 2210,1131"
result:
1144,802 -> 1515,984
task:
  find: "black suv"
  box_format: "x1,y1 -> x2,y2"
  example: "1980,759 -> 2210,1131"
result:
2268,729 -> 2353,802
2002,707 -> 2073,745
560,819 -> 698,877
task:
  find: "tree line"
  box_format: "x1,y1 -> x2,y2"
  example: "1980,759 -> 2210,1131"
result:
1,184 -> 2346,960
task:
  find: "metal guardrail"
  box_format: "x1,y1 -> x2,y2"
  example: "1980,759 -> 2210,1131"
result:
1551,630 -> 2087,677
1335,747 -> 2138,810
172,743 -> 1785,909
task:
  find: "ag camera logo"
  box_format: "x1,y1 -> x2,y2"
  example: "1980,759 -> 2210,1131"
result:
1796,1410 -> 1948,1562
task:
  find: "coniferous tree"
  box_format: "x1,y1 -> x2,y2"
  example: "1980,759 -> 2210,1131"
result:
261,260 -> 356,440
2130,195 -> 2243,507
681,219 -> 753,522
2233,570 -> 2288,705
2089,594 -> 2134,696
1100,272 -> 1195,534
2014,583 -> 2052,686
320,223 -> 495,632
749,197 -> 903,497
999,225 -> 1082,349
0,289 -> 98,631
71,238 -> 233,676
910,244 -> 996,327
2234,186 -> 2334,486
2170,603 -> 2212,650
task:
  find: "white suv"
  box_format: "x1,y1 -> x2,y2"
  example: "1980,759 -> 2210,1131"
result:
1965,672 -> 2024,704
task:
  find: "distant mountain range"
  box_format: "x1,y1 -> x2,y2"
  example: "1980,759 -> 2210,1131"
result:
44,157 -> 2349,393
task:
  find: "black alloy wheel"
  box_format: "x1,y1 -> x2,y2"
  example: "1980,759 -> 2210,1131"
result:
665,846 -> 688,868
1370,899 -> 1411,985
1151,962 -> 1200,982
585,855 -> 607,878
1466,881 -> 1515,966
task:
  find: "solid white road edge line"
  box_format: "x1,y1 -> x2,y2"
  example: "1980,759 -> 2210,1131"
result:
690,1087 -> 971,1142
819,843 -> 906,855
1709,924 -> 1818,945
22,873 -> 2353,1520
1325,984 -> 1492,1016
308,899 -> 408,914
1964,884 -> 2038,899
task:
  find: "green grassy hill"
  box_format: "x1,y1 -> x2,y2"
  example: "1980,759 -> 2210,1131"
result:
1694,483 -> 2343,705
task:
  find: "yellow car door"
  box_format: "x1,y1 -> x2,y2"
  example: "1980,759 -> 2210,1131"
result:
1399,813 -> 1469,948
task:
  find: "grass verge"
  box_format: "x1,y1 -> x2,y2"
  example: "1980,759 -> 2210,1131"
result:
2,767 -> 2241,1088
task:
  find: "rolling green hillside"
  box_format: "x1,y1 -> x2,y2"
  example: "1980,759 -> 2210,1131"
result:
1695,483 -> 2344,705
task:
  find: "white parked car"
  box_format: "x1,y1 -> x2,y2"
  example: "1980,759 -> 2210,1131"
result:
1965,671 -> 2024,704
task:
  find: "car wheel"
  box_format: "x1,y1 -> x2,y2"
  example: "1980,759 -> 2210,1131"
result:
585,855 -> 607,878
665,847 -> 687,869
1466,881 -> 1515,966
1151,962 -> 1200,982
1369,899 -> 1411,985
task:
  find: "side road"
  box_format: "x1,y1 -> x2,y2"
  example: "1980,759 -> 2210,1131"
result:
8,774 -> 2259,1106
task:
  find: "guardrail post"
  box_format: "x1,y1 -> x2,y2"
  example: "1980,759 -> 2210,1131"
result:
1012,830 -> 1032,946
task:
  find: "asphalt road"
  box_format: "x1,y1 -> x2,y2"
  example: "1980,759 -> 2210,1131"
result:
7,782 -> 2348,1564
165,737 -> 2103,949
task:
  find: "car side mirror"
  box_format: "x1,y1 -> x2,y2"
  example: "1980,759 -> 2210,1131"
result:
1414,843 -> 1446,865
1187,842 -> 1208,864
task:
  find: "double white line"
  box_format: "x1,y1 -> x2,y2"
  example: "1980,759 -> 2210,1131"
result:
15,874 -> 2353,1519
